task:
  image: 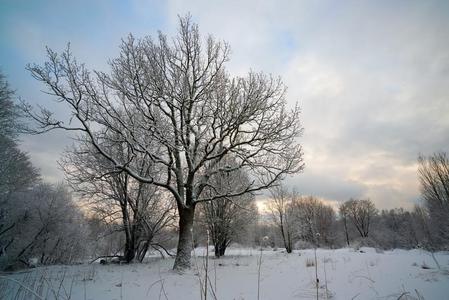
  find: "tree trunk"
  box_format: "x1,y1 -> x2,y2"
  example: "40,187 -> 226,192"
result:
214,244 -> 220,258
286,230 -> 292,253
279,220 -> 292,253
219,242 -> 226,257
124,239 -> 135,263
123,220 -> 136,263
173,206 -> 195,271
343,218 -> 350,246
214,239 -> 227,257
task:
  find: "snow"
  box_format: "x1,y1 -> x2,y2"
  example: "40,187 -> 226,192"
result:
2,247 -> 449,299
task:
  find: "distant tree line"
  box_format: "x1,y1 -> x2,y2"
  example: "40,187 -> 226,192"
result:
263,164 -> 449,251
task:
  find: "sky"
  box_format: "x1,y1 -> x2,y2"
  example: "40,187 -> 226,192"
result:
1,0 -> 448,210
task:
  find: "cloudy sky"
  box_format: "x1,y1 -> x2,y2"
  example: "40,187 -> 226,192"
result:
1,0 -> 448,209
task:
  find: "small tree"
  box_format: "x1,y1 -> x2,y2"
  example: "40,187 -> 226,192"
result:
267,185 -> 294,253
23,16 -> 304,270
291,196 -> 336,247
61,138 -> 176,262
339,202 -> 351,246
342,198 -> 377,238
198,158 -> 257,257
411,205 -> 435,249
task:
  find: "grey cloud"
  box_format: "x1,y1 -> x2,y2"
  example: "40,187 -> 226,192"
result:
4,0 -> 449,210
284,171 -> 366,203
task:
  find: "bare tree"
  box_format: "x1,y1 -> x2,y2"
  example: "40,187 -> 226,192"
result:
0,138 -> 39,198
22,16 -> 304,270
197,157 -> 257,257
342,198 -> 377,238
267,185 -> 295,253
376,208 -> 421,249
0,141 -> 40,260
0,72 -> 40,262
0,70 -> 22,139
290,196 -> 336,247
411,204 -> 435,248
339,202 -> 351,246
418,152 -> 449,248
0,71 -> 39,198
61,137 -> 176,263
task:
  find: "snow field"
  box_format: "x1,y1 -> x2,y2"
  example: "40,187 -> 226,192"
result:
1,247 -> 448,300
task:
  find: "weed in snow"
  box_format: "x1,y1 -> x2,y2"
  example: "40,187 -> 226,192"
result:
306,258 -> 315,267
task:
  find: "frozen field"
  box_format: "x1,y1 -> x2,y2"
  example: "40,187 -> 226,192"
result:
1,247 -> 449,300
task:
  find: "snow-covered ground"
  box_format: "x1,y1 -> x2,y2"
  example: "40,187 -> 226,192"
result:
1,247 -> 449,299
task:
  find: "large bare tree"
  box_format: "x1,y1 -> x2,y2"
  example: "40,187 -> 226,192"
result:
23,16 -> 303,270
